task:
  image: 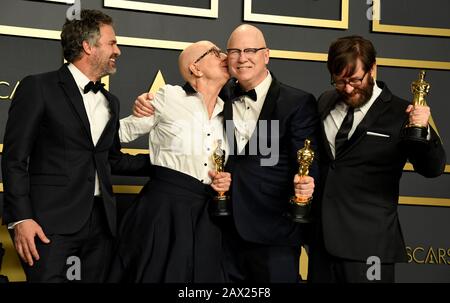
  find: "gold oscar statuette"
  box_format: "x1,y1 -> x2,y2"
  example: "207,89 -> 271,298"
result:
288,139 -> 315,223
210,139 -> 231,216
402,70 -> 431,143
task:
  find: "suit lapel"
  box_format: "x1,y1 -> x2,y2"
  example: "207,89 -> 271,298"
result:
223,99 -> 237,155
96,89 -> 118,146
320,121 -> 334,161
257,73 -> 279,122
242,73 -> 280,154
337,82 -> 392,158
58,65 -> 93,143
221,82 -> 238,168
223,91 -> 234,122
319,90 -> 341,160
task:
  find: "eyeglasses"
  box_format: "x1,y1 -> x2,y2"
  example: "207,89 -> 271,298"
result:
226,47 -> 267,58
331,71 -> 368,89
194,47 -> 225,63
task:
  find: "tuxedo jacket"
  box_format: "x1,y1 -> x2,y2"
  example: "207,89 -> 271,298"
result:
223,73 -> 320,246
315,81 -> 446,263
1,65 -> 150,236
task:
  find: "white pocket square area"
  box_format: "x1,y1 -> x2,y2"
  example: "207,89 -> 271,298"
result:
366,131 -> 390,138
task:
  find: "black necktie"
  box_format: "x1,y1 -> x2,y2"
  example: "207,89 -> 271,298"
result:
335,107 -> 354,156
234,85 -> 257,101
83,81 -> 105,94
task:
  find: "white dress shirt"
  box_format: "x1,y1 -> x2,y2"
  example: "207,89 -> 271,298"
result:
323,82 -> 382,158
9,64 -> 110,229
233,71 -> 272,153
67,63 -> 110,196
119,84 -> 228,184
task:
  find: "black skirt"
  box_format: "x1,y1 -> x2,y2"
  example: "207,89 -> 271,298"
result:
107,165 -> 227,283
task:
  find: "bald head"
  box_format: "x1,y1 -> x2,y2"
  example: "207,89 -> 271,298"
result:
227,24 -> 266,49
178,40 -> 215,81
226,24 -> 269,91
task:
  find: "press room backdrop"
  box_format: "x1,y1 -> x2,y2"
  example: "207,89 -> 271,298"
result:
0,0 -> 449,282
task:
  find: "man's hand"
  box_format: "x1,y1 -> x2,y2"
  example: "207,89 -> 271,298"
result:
14,219 -> 50,266
293,175 -> 315,199
132,92 -> 155,117
406,104 -> 430,127
209,171 -> 232,193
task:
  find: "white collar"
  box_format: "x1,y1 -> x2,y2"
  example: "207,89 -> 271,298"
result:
358,81 -> 382,115
253,71 -> 272,102
336,81 -> 382,114
236,70 -> 272,103
67,63 -> 93,92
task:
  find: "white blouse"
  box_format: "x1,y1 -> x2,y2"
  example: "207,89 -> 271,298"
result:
119,84 -> 228,184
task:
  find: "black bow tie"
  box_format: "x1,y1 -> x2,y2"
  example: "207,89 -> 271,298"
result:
83,81 -> 105,94
234,85 -> 257,101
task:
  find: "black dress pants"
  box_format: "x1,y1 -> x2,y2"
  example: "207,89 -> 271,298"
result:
19,197 -> 113,282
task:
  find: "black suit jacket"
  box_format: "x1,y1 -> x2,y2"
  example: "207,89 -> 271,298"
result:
223,73 -> 320,246
1,65 -> 150,236
315,81 -> 446,263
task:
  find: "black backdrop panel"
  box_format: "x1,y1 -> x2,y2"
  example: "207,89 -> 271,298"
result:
0,0 -> 449,282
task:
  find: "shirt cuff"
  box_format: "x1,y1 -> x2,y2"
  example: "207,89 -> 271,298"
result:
8,219 -> 31,229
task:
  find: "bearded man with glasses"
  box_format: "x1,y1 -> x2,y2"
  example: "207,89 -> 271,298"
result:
309,35 -> 446,283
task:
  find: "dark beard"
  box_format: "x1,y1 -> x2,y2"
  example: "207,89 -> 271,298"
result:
339,76 -> 375,108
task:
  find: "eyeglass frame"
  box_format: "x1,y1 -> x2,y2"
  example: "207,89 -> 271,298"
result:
331,71 -> 368,89
194,47 -> 225,64
226,47 -> 267,58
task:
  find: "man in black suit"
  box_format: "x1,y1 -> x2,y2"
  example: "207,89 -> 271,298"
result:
309,36 -> 446,283
220,24 -> 320,282
1,10 -> 150,282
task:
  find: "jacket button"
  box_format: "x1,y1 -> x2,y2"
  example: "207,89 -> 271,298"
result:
330,163 -> 336,169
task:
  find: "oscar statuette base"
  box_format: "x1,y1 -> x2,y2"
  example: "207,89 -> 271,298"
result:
287,196 -> 312,224
210,195 -> 231,217
401,125 -> 428,144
